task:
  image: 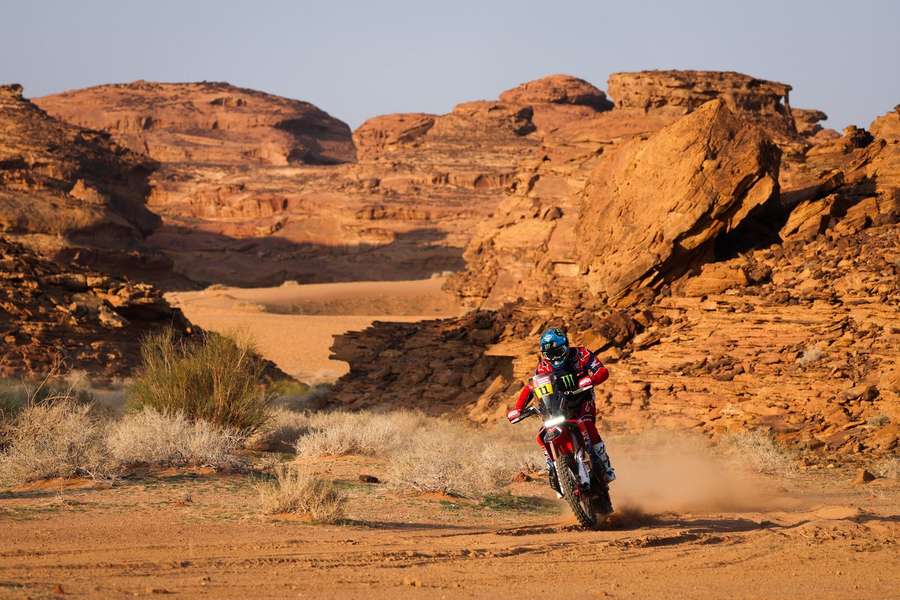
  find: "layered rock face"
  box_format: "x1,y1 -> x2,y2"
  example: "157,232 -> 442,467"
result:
450,100 -> 781,308
0,235 -> 193,379
576,100 -> 781,304
328,74 -> 900,461
40,76 -> 615,287
0,84 -> 157,241
36,81 -> 356,166
0,84 -> 178,283
607,70 -> 797,143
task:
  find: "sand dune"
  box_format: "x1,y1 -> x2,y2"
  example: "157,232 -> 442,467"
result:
167,277 -> 463,382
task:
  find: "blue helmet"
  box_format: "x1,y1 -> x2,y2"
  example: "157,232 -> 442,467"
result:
539,327 -> 569,368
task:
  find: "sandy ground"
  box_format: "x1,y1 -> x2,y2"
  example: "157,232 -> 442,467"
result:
1,454 -> 898,600
166,278 -> 462,382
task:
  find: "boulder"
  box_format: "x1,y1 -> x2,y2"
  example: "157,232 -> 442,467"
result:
499,74 -> 613,110
576,99 -> 781,304
870,105 -> 900,142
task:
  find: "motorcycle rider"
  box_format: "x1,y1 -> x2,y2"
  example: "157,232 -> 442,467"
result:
507,328 -> 616,496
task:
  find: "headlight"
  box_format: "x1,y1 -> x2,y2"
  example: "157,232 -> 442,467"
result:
543,416 -> 565,428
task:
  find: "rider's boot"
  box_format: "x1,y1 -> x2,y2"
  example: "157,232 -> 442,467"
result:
590,440 -> 616,483
546,458 -> 563,498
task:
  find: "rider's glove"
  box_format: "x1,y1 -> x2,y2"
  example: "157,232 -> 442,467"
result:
507,409 -> 521,422
578,376 -> 593,389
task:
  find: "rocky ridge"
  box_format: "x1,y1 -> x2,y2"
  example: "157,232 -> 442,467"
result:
0,235 -> 193,379
38,77 -> 613,287
36,81 -> 356,166
329,77 -> 900,461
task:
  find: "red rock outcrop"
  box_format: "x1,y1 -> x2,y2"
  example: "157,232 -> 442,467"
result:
0,84 -> 177,283
450,100 -> 781,308
36,81 -> 355,166
576,100 -> 781,304
870,105 -> 900,142
607,70 -> 797,143
0,235 -> 193,379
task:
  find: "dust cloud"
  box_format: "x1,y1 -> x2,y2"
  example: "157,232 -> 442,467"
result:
606,431 -> 799,515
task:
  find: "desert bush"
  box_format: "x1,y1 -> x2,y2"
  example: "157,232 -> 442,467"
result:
128,329 -> 272,434
295,410 -> 429,457
292,410 -> 542,496
247,408 -> 312,452
872,457 -> 899,479
387,421 -> 543,497
0,398 -> 109,486
0,377 -> 94,425
719,430 -> 795,475
106,408 -> 242,469
257,465 -> 345,522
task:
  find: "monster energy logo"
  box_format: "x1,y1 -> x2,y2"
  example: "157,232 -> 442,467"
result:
560,373 -> 576,389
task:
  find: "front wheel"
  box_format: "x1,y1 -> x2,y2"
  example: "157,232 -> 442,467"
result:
556,454 -> 601,530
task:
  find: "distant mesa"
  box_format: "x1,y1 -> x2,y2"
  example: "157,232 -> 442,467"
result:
499,74 -> 614,111
35,81 -> 356,166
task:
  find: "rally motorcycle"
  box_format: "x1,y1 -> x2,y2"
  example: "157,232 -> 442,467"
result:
510,371 -> 613,529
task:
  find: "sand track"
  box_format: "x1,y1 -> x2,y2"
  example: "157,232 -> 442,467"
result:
2,459 -> 898,599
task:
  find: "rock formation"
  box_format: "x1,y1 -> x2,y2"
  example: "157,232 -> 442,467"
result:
0,83 -> 181,284
607,70 -> 797,143
870,105 -> 900,142
0,235 -> 193,379
576,100 -> 781,304
36,81 -> 356,166
38,77 -> 613,287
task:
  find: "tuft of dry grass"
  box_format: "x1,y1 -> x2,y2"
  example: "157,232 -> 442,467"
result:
106,408 -> 243,469
291,410 -> 543,497
719,430 -> 795,475
295,410 -> 429,457
128,329 -> 272,434
257,465 -> 345,522
0,398 -> 110,486
247,408 -> 313,453
872,457 -> 899,479
386,422 -> 541,496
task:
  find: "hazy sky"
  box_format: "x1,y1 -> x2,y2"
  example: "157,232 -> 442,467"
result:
2,1 -> 898,130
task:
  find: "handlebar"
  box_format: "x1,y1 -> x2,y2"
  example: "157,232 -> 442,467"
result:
509,406 -> 538,424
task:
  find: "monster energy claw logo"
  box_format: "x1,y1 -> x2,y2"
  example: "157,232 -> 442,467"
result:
560,373 -> 575,389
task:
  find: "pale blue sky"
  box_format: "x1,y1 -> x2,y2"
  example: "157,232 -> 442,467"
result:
2,1 -> 898,130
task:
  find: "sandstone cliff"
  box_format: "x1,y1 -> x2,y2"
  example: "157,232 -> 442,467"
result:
0,235 -> 193,379
36,81 -> 356,166
40,76 -> 615,287
0,83 -> 181,283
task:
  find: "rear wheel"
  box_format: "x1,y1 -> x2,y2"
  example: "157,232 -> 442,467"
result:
556,454 -> 601,530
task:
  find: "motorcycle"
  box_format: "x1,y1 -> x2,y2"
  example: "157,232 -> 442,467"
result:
510,371 -> 613,529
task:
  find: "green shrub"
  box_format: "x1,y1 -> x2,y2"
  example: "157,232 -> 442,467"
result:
127,329 -> 272,434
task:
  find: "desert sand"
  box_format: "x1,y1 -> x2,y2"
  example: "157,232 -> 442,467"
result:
166,277 -> 462,382
1,440 -> 897,599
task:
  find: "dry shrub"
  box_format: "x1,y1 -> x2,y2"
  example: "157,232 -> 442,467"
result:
257,465 -> 345,522
872,457 -> 900,479
291,410 -> 542,497
128,329 -> 272,434
248,408 -> 313,452
295,410 -> 429,457
386,423 -> 540,496
719,430 -> 795,475
106,408 -> 242,468
0,398 -> 109,486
